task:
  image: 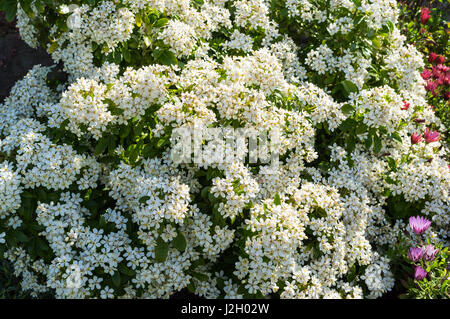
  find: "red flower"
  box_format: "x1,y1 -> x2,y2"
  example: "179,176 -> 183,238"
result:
425,80 -> 437,93
437,64 -> 449,73
423,127 -> 440,143
444,76 -> 450,86
421,69 -> 432,80
436,55 -> 445,64
410,132 -> 423,144
428,52 -> 438,63
420,8 -> 431,24
432,66 -> 442,78
401,100 -> 410,110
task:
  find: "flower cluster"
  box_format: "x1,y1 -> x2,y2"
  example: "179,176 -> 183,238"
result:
401,216 -> 449,299
0,0 -> 448,299
421,53 -> 449,102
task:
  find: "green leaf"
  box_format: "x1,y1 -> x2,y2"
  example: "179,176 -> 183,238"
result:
111,271 -> 121,287
142,144 -> 157,158
386,157 -> 397,171
346,135 -> 356,153
154,238 -> 169,263
34,0 -> 44,13
122,47 -> 131,63
154,18 -> 169,28
200,186 -> 211,200
154,49 -> 177,66
139,196 -> 150,204
118,263 -> 136,276
364,134 -> 373,149
390,132 -> 402,143
119,125 -> 131,138
99,215 -> 106,228
13,231 -> 28,243
4,0 -> 17,22
143,36 -> 151,47
187,280 -> 196,293
190,271 -> 209,282
47,42 -> 58,54
274,193 -> 281,205
135,13 -> 142,27
104,98 -> 124,116
341,80 -> 358,96
341,103 -> 355,115
128,144 -> 139,163
22,191 -> 35,198
107,136 -> 116,153
172,231 -> 187,252
95,136 -> 109,155
19,0 -> 34,18
339,118 -> 357,132
373,134 -> 382,153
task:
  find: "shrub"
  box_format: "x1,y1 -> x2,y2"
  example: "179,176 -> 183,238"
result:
398,216 -> 450,299
0,0 -> 448,299
398,0 -> 449,146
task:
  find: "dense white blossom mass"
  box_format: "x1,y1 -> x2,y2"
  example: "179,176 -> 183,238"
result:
0,0 -> 448,299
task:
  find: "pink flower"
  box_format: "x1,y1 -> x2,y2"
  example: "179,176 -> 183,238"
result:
410,132 -> 423,144
436,55 -> 445,64
432,66 -> 442,78
421,69 -> 432,80
444,76 -> 450,86
409,216 -> 431,235
425,80 -> 437,93
423,127 -> 440,143
420,8 -> 431,24
421,244 -> 439,261
408,247 -> 423,262
401,100 -> 410,110
428,52 -> 438,63
444,92 -> 450,100
414,266 -> 427,281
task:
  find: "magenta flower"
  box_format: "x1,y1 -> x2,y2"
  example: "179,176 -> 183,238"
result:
425,80 -> 437,92
409,216 -> 431,235
428,52 -> 438,63
414,266 -> 427,281
420,8 -> 431,24
421,69 -> 432,80
423,127 -> 440,143
401,100 -> 410,110
410,132 -> 423,144
432,66 -> 442,78
421,244 -> 439,261
408,247 -> 423,262
437,64 -> 449,72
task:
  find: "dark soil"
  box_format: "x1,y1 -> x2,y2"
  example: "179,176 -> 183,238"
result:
0,12 -> 53,103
